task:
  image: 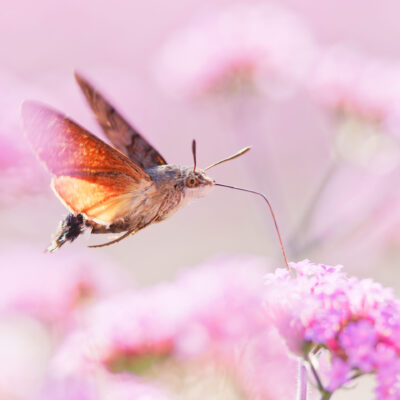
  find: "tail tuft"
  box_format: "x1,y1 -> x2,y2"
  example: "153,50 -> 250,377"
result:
46,213 -> 85,252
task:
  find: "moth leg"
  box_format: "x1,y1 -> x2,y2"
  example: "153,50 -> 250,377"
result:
87,214 -> 160,249
87,228 -> 137,248
46,213 -> 85,252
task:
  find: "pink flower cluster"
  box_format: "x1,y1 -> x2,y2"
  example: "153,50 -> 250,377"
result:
264,260 -> 400,399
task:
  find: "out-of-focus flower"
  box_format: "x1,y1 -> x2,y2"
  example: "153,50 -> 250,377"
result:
264,259 -> 400,398
0,245 -> 129,327
154,3 -> 316,99
53,257 -> 297,400
309,46 -> 400,122
0,315 -> 52,400
52,287 -> 187,376
174,258 -> 300,399
308,46 -> 400,172
0,71 -> 49,203
35,370 -> 171,400
175,257 -> 268,356
334,116 -> 400,173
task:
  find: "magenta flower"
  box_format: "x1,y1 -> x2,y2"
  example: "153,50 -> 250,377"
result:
53,257 -> 297,399
324,357 -> 351,392
338,319 -> 378,372
375,344 -> 400,400
264,260 -> 400,398
154,3 -> 316,99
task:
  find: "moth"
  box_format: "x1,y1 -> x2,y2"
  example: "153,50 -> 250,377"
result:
22,73 -> 251,252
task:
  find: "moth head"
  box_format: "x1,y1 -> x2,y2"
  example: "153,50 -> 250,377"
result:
183,168 -> 215,198
182,140 -> 251,198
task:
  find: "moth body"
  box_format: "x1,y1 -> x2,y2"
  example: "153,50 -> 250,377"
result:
89,164 -> 215,231
47,164 -> 215,251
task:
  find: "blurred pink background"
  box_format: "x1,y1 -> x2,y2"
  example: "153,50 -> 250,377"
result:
1,1 -> 400,399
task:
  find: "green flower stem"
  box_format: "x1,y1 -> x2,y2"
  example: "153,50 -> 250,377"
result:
320,390 -> 332,400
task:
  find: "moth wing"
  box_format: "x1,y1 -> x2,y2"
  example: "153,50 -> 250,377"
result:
22,101 -> 152,224
75,72 -> 167,170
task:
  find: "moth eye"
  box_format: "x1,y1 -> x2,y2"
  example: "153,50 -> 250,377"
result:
186,177 -> 198,188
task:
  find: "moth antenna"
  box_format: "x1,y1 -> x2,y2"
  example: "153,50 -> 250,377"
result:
205,146 -> 251,171
215,183 -> 290,270
192,139 -> 197,172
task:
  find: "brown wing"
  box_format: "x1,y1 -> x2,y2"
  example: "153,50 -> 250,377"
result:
22,101 -> 152,223
75,72 -> 167,170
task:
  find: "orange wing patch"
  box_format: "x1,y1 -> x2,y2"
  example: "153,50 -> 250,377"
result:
52,174 -> 149,224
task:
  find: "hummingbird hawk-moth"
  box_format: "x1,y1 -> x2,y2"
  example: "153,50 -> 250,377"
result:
22,73 -> 252,252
